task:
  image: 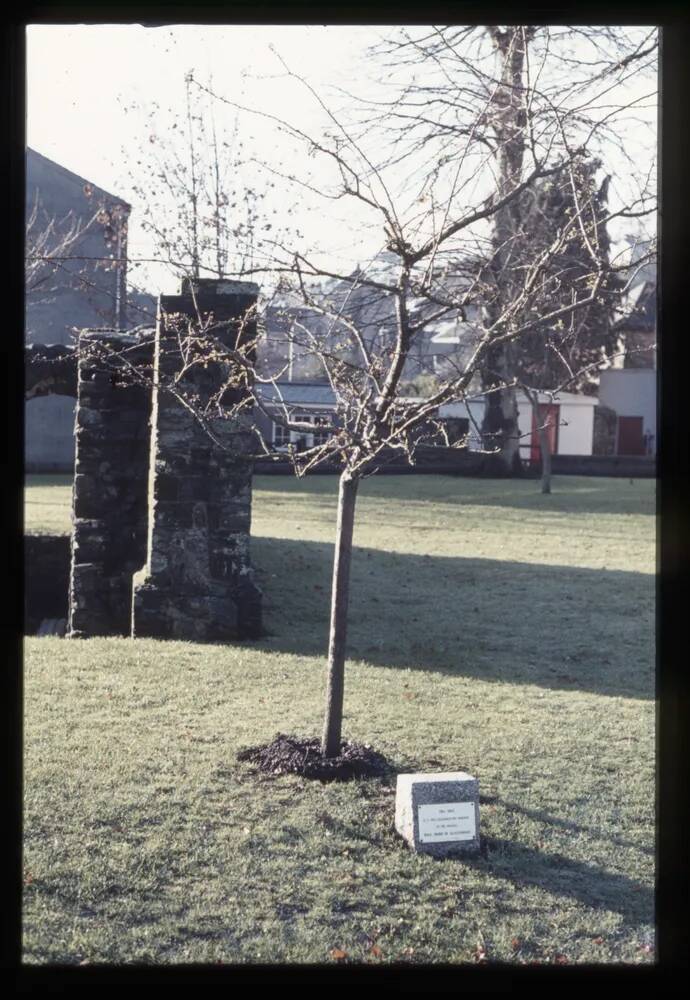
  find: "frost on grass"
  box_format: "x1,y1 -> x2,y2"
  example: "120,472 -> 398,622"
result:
236,732 -> 393,782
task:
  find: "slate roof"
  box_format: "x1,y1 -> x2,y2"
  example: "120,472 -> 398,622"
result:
27,147 -> 131,211
255,382 -> 337,407
259,258 -> 483,384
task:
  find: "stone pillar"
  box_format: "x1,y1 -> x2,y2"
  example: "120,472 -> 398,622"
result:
68,330 -> 154,637
132,279 -> 262,641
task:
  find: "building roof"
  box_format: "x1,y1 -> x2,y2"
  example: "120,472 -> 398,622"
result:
27,147 -> 131,211
256,381 -> 337,407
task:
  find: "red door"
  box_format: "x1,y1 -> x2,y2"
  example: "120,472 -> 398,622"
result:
530,404 -> 559,464
617,416 -> 645,456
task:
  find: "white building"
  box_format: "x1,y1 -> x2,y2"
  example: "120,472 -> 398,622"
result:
440,390 -> 599,461
598,369 -> 656,455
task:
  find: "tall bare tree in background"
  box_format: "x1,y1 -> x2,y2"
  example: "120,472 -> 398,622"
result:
482,25 -> 536,474
115,28 -> 657,758
513,158 -> 622,492
120,73 -> 299,295
350,24 -> 657,473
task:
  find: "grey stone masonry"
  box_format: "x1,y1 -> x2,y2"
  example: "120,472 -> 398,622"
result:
69,330 -> 154,637
395,772 -> 480,857
131,279 -> 262,641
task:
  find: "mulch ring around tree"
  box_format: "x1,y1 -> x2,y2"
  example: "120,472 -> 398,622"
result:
236,732 -> 394,782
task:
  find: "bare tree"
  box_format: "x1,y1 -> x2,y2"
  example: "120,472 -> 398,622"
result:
72,27 -> 657,761
119,72 -> 297,290
346,24 -> 658,473
507,157 -> 621,493
86,37 -> 653,761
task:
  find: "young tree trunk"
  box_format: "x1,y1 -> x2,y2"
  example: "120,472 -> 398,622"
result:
321,471 -> 359,758
539,422 -> 552,494
523,387 -> 552,493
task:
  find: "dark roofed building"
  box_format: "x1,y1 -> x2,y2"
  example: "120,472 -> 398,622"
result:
597,236 -> 656,457
258,253 -> 483,389
612,279 -> 656,370
25,148 -> 131,471
254,381 -> 337,452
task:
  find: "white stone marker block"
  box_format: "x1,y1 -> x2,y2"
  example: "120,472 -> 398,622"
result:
395,772 -> 480,856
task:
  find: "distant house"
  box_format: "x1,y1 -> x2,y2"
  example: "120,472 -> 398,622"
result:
518,391 -> 599,462
439,390 -> 599,462
597,275 -> 657,457
255,376 -> 602,465
254,382 -> 337,451
25,148 -> 131,472
257,248 -> 659,467
258,255 -> 483,387
598,369 -> 656,456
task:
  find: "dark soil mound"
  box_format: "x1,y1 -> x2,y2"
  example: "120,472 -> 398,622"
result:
236,733 -> 393,782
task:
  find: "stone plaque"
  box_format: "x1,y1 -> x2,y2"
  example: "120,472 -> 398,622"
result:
395,772 -> 480,856
418,802 -> 477,843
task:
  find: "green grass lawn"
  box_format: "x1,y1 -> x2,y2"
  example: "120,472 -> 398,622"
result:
23,473 -> 656,965
24,475 -> 74,536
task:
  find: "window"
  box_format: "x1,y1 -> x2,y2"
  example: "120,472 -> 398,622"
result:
311,415 -> 331,446
271,410 -> 333,451
272,421 -> 290,448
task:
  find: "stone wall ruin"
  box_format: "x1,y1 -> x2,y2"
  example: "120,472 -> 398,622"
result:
131,279 -> 262,641
69,329 -> 155,637
28,278 -> 262,641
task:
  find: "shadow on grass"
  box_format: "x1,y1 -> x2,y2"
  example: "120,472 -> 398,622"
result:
472,837 -> 654,924
255,473 -> 655,518
252,536 -> 654,700
496,799 -> 655,857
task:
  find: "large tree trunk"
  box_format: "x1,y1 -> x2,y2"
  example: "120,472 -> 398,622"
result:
481,26 -> 534,476
482,341 -> 522,475
321,471 -> 359,758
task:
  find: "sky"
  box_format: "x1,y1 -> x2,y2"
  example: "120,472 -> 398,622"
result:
27,24 -> 391,292
26,23 -> 374,179
27,23 -> 658,297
